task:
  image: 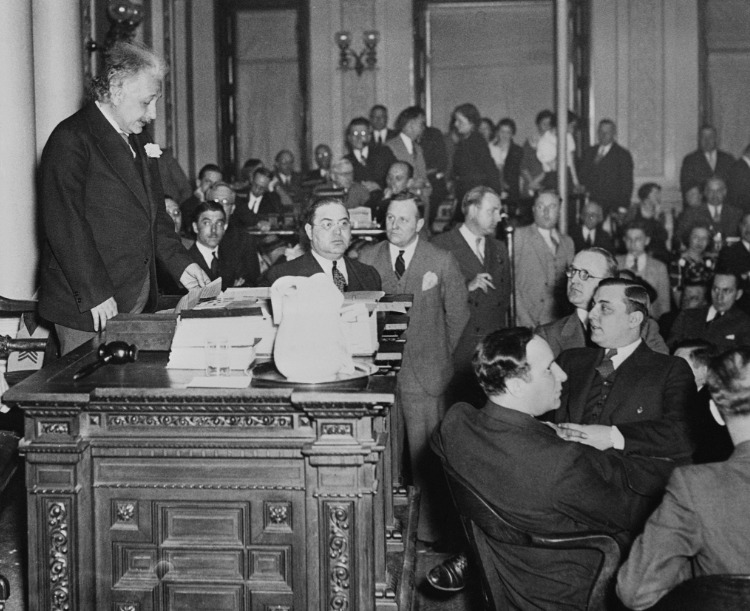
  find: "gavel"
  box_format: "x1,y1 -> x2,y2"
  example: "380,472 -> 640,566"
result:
73,341 -> 138,381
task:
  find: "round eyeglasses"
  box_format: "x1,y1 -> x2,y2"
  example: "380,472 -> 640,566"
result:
565,266 -> 604,281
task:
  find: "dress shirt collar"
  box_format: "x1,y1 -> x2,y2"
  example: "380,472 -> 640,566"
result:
706,305 -> 720,323
248,193 -> 262,214
536,226 -> 559,252
195,240 -> 218,270
583,226 -> 595,241
743,239 -> 750,253
388,237 -> 419,273
310,249 -> 348,283
399,132 -> 414,156
96,101 -> 136,157
576,308 -> 588,325
609,338 -> 641,370
598,143 -> 612,157
709,203 -> 722,218
705,149 -> 717,169
355,146 -> 369,163
626,253 -> 647,272
743,156 -> 750,169
373,128 -> 388,144
458,223 -> 485,261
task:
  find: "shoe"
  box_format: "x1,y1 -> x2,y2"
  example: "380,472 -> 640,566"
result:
426,552 -> 468,592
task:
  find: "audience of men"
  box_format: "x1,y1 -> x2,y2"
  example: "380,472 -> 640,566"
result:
369,103 -> 396,145
319,158 -> 371,210
617,346 -> 750,609
679,125 -> 735,201
578,119 -> 634,217
668,271 -> 750,350
180,163 -> 222,234
432,186 -> 511,406
432,328 -> 648,608
514,190 -> 575,327
359,193 -> 469,545
264,197 -> 381,291
727,142 -> 750,212
537,247 -> 668,356
232,167 -> 282,228
569,201 -> 615,253
617,222 -> 671,319
344,116 -> 397,190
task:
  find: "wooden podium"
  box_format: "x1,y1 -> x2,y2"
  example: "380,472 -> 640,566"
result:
4,340 -> 414,611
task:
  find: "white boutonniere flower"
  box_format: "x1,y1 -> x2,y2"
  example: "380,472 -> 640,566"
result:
144,143 -> 163,158
422,271 -> 438,291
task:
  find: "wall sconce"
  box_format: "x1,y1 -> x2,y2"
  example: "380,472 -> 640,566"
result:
86,1 -> 146,53
335,30 -> 380,76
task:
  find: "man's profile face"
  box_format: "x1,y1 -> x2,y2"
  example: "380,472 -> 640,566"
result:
699,127 -> 717,153
386,164 -> 410,194
588,285 -> 638,348
109,70 -> 161,135
581,203 -> 603,230
315,145 -> 332,170
198,170 -> 222,194
370,107 -> 388,131
305,203 -> 351,260
567,251 -> 609,310
193,210 -> 226,250
624,228 -> 649,257
520,336 -> 567,415
250,174 -> 270,198
704,179 -> 726,208
165,198 -> 182,234
468,193 -> 502,236
347,123 -> 371,151
597,122 -> 616,146
711,274 -> 742,314
275,152 -> 294,176
386,198 -> 423,249
533,193 -> 560,229
332,163 -> 354,189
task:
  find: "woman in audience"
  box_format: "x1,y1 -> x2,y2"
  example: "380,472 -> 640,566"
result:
478,117 -> 495,142
489,117 -> 523,206
625,182 -> 671,262
669,222 -> 715,305
449,103 -> 501,212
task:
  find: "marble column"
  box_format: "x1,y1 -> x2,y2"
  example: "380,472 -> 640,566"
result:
0,0 -> 37,299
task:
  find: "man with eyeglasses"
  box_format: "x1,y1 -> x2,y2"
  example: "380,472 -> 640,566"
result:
264,197 -> 381,291
344,117 -> 397,192
554,278 -> 696,517
359,193 -> 469,545
537,247 -> 668,357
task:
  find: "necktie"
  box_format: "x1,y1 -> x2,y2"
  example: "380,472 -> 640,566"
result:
332,260 -> 347,293
585,230 -> 594,247
549,233 -> 559,254
210,251 -> 219,280
595,348 -> 618,379
394,250 -> 406,279
476,238 -> 485,265
630,256 -> 639,273
595,147 -> 605,163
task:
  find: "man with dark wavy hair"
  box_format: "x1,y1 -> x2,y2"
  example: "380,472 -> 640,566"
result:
39,41 -> 209,354
618,346 -> 750,610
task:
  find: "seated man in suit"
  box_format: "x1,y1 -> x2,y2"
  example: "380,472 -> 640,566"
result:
273,149 -> 304,211
717,211 -> 750,316
668,271 -> 750,351
537,247 -> 668,357
432,328 -> 648,608
555,279 -> 696,504
232,167 -> 282,229
263,197 -> 381,292
569,200 -> 615,254
678,176 -> 743,243
180,163 -> 222,235
617,222 -> 671,319
314,159 -> 371,210
344,116 -> 396,192
617,346 -> 750,610
303,144 -> 332,190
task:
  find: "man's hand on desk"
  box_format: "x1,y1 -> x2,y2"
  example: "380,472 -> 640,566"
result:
555,423 -> 615,451
180,263 -> 211,289
90,296 -> 118,331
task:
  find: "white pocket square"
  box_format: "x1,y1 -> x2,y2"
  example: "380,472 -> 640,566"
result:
422,271 -> 438,291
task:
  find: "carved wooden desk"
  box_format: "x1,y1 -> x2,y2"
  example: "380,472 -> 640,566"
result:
4,342 -> 401,611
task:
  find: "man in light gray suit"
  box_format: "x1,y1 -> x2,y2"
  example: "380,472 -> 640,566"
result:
617,346 -> 750,610
387,107 -> 432,217
359,193 -> 469,544
514,190 -> 575,327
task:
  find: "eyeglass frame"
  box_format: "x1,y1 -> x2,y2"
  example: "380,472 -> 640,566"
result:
311,218 -> 352,231
565,266 -> 605,282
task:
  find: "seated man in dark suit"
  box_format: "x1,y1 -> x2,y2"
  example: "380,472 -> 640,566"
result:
343,116 -> 397,192
303,144 -> 332,190
668,271 -> 750,351
180,163 -> 222,235
617,346 -> 750,610
232,167 -> 282,229
717,211 -> 750,316
555,279 -> 696,504
432,328 -> 648,609
263,197 -> 381,292
569,200 -> 616,254
273,149 -> 304,211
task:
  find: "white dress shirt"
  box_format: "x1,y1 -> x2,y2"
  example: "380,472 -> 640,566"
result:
459,224 -> 485,262
311,250 -> 349,284
194,240 -> 218,270
388,237 -> 419,273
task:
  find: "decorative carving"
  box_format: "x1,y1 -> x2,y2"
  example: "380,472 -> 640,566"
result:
266,606 -> 291,611
266,502 -> 290,526
107,414 -> 293,428
321,423 -> 353,436
117,604 -> 137,611
326,502 -> 352,610
41,422 -> 70,435
89,414 -> 100,426
47,501 -> 70,611
115,502 -> 136,523
94,483 -> 303,491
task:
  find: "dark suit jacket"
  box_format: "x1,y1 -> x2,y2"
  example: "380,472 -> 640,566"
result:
679,149 -> 735,196
359,239 -> 469,396
500,141 -> 523,202
556,343 -> 696,496
579,142 -> 634,214
263,251 -> 382,292
667,305 -> 750,351
451,131 -> 502,206
727,157 -> 750,212
431,228 -> 511,370
232,192 -> 283,228
676,202 -> 743,241
717,241 -> 750,315
344,145 -> 396,189
537,311 -> 668,357
435,401 -> 646,610
568,224 -> 616,254
38,102 -> 191,331
617,441 -> 750,610
187,225 -> 261,289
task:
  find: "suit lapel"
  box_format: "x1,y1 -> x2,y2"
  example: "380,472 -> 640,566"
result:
568,349 -> 600,423
529,226 -> 553,272
602,343 -> 651,417
450,229 -> 484,274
